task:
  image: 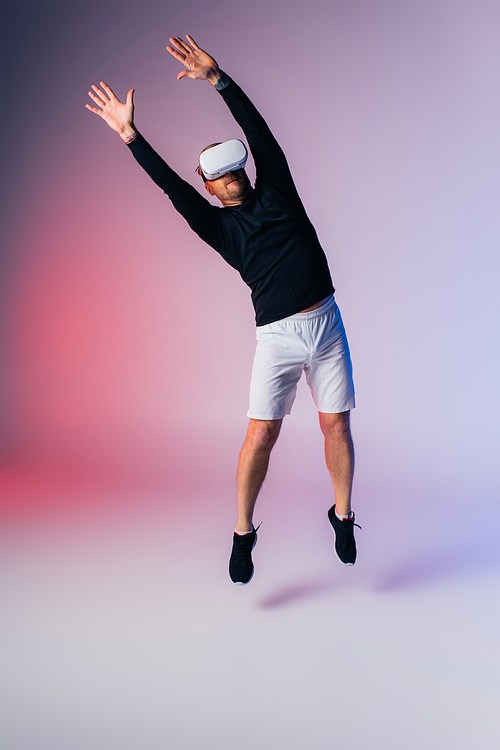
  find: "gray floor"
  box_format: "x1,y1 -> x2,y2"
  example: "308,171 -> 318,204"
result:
1,454 -> 499,750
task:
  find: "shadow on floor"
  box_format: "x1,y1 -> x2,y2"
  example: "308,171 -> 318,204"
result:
374,541 -> 500,592
257,579 -> 338,609
255,539 -> 500,608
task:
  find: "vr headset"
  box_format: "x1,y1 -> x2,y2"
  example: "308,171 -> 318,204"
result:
199,139 -> 248,180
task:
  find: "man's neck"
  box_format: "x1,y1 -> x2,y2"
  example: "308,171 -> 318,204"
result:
220,188 -> 254,208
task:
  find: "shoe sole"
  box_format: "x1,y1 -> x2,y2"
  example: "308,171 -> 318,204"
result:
233,569 -> 254,585
231,533 -> 258,585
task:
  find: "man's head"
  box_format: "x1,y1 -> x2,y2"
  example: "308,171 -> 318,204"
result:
197,141 -> 253,207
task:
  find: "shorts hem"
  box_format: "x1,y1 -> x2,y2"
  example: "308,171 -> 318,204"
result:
316,403 -> 356,414
246,411 -> 289,420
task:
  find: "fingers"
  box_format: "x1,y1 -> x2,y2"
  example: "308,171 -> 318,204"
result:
185,34 -> 200,50
90,84 -> 109,105
85,103 -> 103,117
166,45 -> 186,64
85,104 -> 106,120
87,81 -> 128,115
170,36 -> 192,54
99,81 -> 117,101
168,36 -> 190,58
88,88 -> 106,109
126,88 -> 135,108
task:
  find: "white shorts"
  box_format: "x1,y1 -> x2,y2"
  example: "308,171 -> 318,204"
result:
247,295 -> 355,420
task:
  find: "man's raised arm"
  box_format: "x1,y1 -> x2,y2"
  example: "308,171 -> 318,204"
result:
167,35 -> 301,204
85,78 -> 221,249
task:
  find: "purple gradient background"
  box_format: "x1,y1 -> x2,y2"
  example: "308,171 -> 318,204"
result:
1,1 -> 500,748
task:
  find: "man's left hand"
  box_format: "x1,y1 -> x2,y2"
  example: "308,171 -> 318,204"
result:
166,35 -> 222,86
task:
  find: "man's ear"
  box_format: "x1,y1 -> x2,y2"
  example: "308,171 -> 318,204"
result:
205,182 -> 215,196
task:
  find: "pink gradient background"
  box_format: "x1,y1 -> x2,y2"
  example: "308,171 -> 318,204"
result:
1,1 -> 500,748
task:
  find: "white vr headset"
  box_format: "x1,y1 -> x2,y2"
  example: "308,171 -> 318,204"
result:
199,139 -> 248,180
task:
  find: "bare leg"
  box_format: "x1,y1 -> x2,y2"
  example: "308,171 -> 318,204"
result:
319,411 -> 354,516
236,418 -> 283,532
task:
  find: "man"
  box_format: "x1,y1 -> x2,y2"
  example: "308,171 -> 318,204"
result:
86,34 -> 359,585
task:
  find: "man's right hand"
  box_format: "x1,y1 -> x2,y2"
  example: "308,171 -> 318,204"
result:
166,35 -> 222,86
86,82 -> 136,142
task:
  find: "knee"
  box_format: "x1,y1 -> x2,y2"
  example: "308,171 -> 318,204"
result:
319,411 -> 351,441
246,419 -> 282,451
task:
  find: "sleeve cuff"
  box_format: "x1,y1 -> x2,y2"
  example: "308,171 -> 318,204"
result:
214,72 -> 231,91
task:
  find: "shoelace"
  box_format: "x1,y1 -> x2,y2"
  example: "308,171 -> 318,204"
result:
344,513 -> 362,531
232,522 -> 261,561
232,535 -> 254,566
341,518 -> 362,548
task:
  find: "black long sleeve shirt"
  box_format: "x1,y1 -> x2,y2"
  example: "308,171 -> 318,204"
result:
127,78 -> 334,326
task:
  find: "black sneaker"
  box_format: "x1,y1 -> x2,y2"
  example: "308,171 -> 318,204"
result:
229,525 -> 259,585
328,504 -> 361,565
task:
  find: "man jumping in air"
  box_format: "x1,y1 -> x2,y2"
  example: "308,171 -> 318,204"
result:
86,34 -> 359,584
